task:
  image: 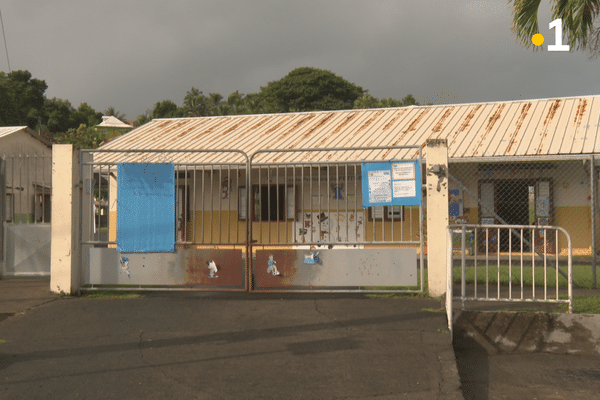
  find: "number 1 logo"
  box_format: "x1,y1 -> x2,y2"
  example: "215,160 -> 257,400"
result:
547,19 -> 569,52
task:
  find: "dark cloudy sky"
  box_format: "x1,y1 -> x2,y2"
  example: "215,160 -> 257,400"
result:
2,0 -> 598,120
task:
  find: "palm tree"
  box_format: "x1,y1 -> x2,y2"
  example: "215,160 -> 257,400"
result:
183,87 -> 209,117
510,0 -> 600,57
103,106 -> 126,120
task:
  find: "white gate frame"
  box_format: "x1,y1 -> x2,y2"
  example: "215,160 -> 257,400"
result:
446,224 -> 574,338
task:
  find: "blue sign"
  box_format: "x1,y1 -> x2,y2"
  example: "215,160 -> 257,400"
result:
117,163 -> 175,252
362,161 -> 421,207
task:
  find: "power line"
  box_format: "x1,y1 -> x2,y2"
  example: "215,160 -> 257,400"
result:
0,7 -> 11,72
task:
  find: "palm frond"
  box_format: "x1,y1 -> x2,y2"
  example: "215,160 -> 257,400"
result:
553,0 -> 600,51
510,0 -> 544,49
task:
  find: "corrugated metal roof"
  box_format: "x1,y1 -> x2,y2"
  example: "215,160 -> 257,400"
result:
0,126 -> 52,148
0,126 -> 28,139
96,95 -> 600,164
97,116 -> 134,129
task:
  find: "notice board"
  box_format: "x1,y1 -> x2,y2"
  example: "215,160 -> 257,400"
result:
361,161 -> 421,207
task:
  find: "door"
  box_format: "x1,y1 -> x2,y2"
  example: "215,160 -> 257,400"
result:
479,179 -> 554,253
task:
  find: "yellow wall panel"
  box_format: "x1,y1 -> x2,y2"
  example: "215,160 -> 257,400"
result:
554,206 -> 592,255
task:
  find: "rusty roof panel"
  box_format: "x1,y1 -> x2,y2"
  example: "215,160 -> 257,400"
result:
432,107 -> 455,133
504,102 -> 533,155
452,104 -> 487,158
547,99 -> 575,155
583,97 -> 600,153
380,106 -> 443,159
568,98 -> 589,154
532,99 -> 563,155
486,102 -> 522,157
95,95 -> 600,164
471,103 -> 507,157
449,105 -> 482,158
513,100 -> 544,156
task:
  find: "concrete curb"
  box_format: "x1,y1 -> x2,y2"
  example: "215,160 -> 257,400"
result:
454,310 -> 600,355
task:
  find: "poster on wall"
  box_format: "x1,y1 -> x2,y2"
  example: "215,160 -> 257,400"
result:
448,182 -> 463,217
536,181 -> 550,217
361,161 -> 421,207
294,211 -> 364,244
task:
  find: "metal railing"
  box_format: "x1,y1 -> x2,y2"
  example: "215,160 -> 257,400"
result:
446,224 -> 573,338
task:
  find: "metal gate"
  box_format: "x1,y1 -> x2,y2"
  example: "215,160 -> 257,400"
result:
248,147 -> 424,293
80,146 -> 424,293
446,224 -> 573,337
81,149 -> 250,291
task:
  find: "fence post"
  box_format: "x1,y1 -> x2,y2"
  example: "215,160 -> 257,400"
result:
50,145 -> 81,294
0,156 -> 5,268
426,139 -> 449,297
591,155 -> 597,288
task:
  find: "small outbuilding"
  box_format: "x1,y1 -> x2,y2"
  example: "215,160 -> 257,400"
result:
1,126 -> 53,277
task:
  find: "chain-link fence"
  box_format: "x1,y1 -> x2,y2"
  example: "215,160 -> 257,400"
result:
447,157 -> 598,287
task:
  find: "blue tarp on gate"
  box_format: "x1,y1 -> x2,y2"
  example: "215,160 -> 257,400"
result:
117,163 -> 175,252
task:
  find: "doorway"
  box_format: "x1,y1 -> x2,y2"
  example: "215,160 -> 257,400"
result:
479,178 -> 553,252
495,180 -> 533,252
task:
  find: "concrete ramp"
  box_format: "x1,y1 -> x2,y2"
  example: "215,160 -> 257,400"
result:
454,311 -> 600,355
454,311 -> 600,399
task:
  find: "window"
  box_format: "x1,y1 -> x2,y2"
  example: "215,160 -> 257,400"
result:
368,206 -> 404,221
250,184 -> 296,221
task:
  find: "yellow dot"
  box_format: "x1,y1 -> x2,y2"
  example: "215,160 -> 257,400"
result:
532,33 -> 544,46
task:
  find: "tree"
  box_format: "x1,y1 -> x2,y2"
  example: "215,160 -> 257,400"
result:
182,88 -> 210,117
353,93 -> 420,109
221,91 -> 245,115
241,93 -> 266,114
103,106 -> 126,120
136,109 -> 152,126
353,93 -> 381,109
208,93 -> 225,115
510,0 -> 600,57
399,94 -> 419,106
72,102 -> 102,127
151,100 -> 180,118
44,97 -> 74,135
0,70 -> 47,128
59,124 -> 110,149
259,67 -> 365,113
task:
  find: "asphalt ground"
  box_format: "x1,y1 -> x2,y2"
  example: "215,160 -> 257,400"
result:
0,280 -> 461,400
5,280 -> 600,399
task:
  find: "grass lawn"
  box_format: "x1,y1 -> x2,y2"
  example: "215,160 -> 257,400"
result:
79,291 -> 141,299
454,264 -> 600,313
566,295 -> 600,314
453,264 -> 597,289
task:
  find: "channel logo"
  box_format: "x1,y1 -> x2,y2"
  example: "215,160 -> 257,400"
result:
531,19 -> 570,52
